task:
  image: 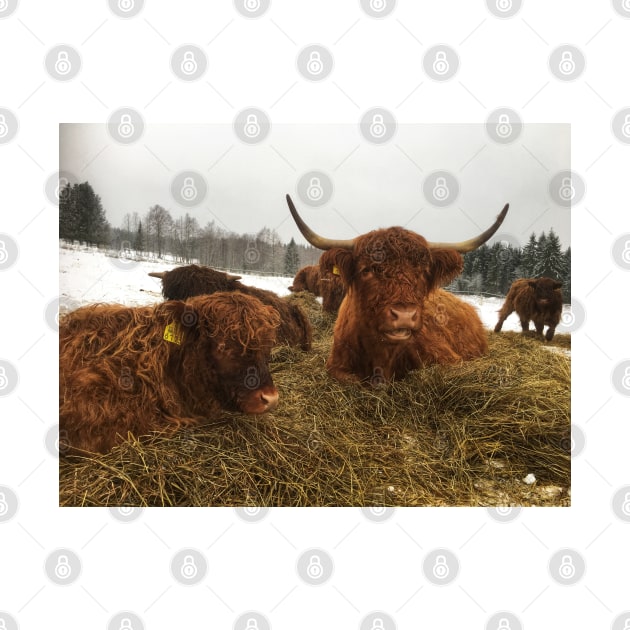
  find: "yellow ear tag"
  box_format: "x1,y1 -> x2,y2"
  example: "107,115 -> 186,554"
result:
332,265 -> 340,275
163,322 -> 183,345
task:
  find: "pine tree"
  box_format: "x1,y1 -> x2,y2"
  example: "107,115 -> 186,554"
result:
134,220 -> 144,253
284,238 -> 300,276
59,181 -> 110,245
59,182 -> 78,241
561,246 -> 571,301
534,228 -> 564,279
520,233 -> 538,277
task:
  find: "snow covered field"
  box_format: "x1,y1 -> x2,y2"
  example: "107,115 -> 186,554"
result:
59,244 -> 570,336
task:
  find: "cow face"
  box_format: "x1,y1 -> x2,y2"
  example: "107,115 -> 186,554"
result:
166,294 -> 280,414
528,278 -> 562,306
321,230 -> 463,342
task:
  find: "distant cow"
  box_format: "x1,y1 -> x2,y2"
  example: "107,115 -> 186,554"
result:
60,293 -> 280,454
289,265 -> 321,295
494,277 -> 563,341
149,265 -> 312,351
318,251 -> 346,314
286,194 -> 509,384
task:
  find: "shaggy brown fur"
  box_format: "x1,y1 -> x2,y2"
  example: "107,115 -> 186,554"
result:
60,293 -> 280,454
149,264 -> 312,351
289,265 -> 321,295
495,277 -> 563,341
318,251 -> 346,314
319,227 -> 487,383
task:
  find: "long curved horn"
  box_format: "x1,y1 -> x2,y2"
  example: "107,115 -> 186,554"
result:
426,203 -> 509,253
286,194 -> 355,251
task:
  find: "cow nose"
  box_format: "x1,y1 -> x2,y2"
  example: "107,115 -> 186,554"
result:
260,389 -> 279,411
389,306 -> 418,328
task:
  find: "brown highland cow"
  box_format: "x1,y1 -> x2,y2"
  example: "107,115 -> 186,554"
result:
59,293 -> 280,454
149,265 -> 312,351
286,194 -> 509,384
494,277 -> 563,341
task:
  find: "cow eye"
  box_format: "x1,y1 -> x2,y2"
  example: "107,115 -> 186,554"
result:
361,267 -> 372,276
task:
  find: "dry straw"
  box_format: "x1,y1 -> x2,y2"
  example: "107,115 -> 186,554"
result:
60,292 -> 570,507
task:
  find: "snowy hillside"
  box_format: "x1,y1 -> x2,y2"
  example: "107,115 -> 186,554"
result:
59,244 -> 570,335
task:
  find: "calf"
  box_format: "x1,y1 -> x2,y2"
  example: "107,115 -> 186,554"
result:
150,265 -> 312,351
60,293 -> 280,454
494,277 -> 563,341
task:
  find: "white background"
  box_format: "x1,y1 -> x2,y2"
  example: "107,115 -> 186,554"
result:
1,1 -> 629,628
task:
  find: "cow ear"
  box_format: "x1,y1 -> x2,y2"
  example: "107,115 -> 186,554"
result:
428,248 -> 463,290
553,281 -> 562,289
321,249 -> 354,286
162,299 -> 199,330
528,280 -> 537,289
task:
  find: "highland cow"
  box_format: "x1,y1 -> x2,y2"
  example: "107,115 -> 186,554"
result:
494,277 -> 563,341
289,265 -> 321,295
59,293 -> 280,454
318,251 -> 346,314
286,194 -> 509,384
149,265 -> 312,351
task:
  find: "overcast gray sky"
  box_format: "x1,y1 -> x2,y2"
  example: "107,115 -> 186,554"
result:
60,123 -> 570,249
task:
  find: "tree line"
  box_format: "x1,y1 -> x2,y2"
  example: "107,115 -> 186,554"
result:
58,181 -> 319,275
59,181 -> 571,297
451,229 -> 571,299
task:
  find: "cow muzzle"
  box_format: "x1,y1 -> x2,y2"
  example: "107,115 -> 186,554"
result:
239,385 -> 279,414
381,305 -> 419,342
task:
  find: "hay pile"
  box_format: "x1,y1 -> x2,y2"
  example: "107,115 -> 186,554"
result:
59,292 -> 570,507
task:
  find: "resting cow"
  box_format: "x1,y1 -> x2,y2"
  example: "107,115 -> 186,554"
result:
59,293 -> 280,454
318,251 -> 346,314
149,265 -> 312,351
289,265 -> 321,295
286,194 -> 509,384
494,277 -> 563,341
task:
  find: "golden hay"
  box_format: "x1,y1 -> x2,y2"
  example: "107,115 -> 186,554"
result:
59,297 -> 570,507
